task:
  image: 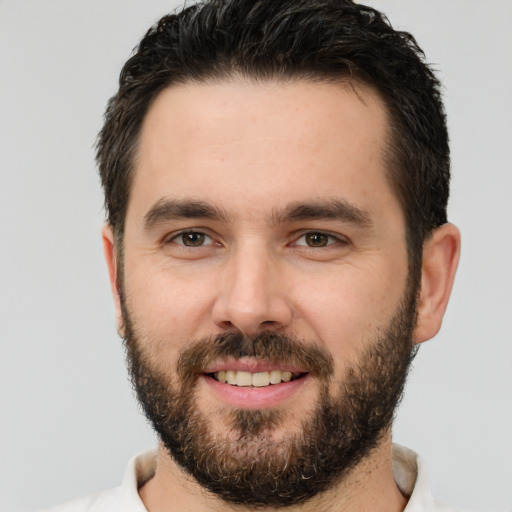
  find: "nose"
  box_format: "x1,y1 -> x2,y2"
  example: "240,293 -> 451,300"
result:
212,244 -> 293,335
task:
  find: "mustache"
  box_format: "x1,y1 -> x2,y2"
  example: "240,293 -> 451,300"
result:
177,331 -> 334,381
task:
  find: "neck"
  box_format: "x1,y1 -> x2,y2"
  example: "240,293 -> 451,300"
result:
139,435 -> 408,512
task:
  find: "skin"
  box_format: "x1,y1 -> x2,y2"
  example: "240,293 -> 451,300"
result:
103,79 -> 460,512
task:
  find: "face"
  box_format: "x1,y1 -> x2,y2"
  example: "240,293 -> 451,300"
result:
114,80 -> 418,505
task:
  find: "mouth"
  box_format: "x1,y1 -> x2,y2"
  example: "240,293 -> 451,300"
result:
206,370 -> 306,387
200,360 -> 311,408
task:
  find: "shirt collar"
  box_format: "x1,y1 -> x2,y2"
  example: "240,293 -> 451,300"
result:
118,450 -> 156,511
393,444 -> 436,511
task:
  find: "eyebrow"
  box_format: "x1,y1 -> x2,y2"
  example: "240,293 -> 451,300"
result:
143,197 -> 372,230
143,198 -> 228,229
270,199 -> 373,228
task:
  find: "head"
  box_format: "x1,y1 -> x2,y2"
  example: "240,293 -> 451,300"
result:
97,0 -> 460,507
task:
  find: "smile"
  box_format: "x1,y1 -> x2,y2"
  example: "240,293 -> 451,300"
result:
209,370 -> 305,387
201,366 -> 311,408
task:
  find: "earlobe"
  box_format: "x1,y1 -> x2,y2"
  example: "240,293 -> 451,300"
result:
414,223 -> 461,344
101,224 -> 125,337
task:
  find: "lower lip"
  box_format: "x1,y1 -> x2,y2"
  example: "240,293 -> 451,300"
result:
201,373 -> 310,409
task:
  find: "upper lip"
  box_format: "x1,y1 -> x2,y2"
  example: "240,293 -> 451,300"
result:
202,358 -> 308,374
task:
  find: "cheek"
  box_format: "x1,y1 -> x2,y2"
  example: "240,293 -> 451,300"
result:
122,258 -> 218,351
291,259 -> 406,362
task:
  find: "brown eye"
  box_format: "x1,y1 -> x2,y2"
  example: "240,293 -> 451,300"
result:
175,232 -> 209,247
293,231 -> 345,249
305,232 -> 330,247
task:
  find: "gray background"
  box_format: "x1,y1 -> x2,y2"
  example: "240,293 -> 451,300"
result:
0,1 -> 511,511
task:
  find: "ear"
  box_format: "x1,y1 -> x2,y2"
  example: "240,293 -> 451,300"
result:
101,224 -> 124,337
414,223 -> 461,344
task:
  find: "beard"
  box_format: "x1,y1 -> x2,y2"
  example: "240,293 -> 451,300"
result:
120,278 -> 418,508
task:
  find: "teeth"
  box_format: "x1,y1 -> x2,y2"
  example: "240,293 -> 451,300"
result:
236,371 -> 252,387
213,370 -> 300,387
281,371 -> 292,382
269,370 -> 282,384
252,372 -> 270,387
226,370 -> 237,385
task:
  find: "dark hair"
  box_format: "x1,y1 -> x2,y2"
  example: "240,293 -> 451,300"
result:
96,0 -> 449,272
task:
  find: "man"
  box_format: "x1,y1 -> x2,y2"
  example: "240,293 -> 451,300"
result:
44,0 -> 460,510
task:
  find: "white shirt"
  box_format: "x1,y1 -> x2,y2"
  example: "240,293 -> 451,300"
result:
40,444 -> 459,511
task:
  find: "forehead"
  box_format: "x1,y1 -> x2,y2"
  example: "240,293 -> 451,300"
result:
129,78 -> 397,225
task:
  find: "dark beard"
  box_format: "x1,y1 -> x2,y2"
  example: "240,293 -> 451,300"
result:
121,283 -> 418,508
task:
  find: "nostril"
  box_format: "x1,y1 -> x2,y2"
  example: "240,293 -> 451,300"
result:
212,292 -> 293,334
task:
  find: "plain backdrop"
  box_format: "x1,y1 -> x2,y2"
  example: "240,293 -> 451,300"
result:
0,1 -> 511,511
